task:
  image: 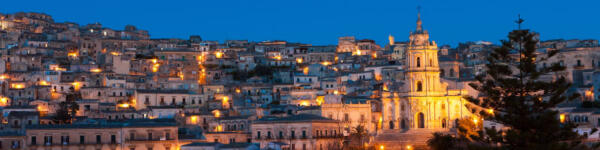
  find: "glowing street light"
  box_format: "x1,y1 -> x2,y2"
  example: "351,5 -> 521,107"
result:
215,52 -> 223,58
90,68 -> 102,73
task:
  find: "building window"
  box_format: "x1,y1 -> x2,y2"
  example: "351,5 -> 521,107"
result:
302,130 -> 307,138
96,135 -> 101,144
31,136 -> 36,145
429,59 -> 433,67
130,132 -> 135,140
291,130 -> 295,139
148,133 -> 153,140
344,113 -> 349,121
44,136 -> 52,145
279,131 -> 283,139
267,131 -> 272,139
417,81 -> 423,92
111,135 -> 116,144
80,136 -> 85,144
256,131 -> 261,139
416,57 -> 421,67
61,136 -> 69,145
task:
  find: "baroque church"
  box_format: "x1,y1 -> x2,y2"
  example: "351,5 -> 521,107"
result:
380,12 -> 474,131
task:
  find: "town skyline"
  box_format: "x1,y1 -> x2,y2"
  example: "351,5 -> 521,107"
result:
3,0 -> 599,46
1,2 -> 599,150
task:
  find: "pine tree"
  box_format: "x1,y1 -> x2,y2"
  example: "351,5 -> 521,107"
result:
430,26 -> 592,149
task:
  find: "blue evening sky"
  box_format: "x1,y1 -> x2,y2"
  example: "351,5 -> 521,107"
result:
2,0 -> 598,46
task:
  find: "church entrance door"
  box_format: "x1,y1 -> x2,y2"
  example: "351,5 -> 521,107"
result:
418,113 -> 425,128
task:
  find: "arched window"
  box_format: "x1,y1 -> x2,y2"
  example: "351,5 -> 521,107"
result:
416,57 -> 421,67
450,68 -> 455,77
429,59 -> 433,67
417,81 -> 423,92
440,69 -> 445,77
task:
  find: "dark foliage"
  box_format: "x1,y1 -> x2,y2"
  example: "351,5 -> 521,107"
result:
430,28 -> 591,149
53,87 -> 80,124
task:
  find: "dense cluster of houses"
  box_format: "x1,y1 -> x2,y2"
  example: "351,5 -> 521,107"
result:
0,12 -> 599,150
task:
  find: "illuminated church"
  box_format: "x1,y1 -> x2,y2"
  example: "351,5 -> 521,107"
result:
381,12 -> 473,130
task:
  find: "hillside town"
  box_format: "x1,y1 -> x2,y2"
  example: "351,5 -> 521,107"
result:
0,12 -> 599,150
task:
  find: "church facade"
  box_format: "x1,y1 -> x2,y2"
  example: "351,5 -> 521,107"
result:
381,13 -> 473,130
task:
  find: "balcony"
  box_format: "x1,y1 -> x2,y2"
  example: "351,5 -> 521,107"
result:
126,137 -> 175,142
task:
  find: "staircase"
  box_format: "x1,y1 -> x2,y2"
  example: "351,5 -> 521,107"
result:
372,128 -> 453,150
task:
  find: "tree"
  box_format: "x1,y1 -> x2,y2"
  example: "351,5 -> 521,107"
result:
428,132 -> 456,150
346,125 -> 369,150
457,28 -> 588,149
53,87 -> 80,124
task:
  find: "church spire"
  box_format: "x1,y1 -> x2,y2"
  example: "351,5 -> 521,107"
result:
416,6 -> 423,32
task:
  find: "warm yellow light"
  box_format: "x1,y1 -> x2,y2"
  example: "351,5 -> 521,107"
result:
372,53 -> 378,58
151,59 -> 158,64
68,52 -> 78,57
383,84 -> 388,91
215,52 -> 223,58
190,116 -> 198,124
152,63 -> 160,72
0,74 -> 8,80
300,101 -> 310,106
406,145 -> 412,150
216,125 -> 223,132
315,96 -> 324,106
487,108 -> 494,114
321,61 -> 331,66
110,52 -> 121,56
273,55 -> 282,60
222,96 -> 229,107
354,49 -> 361,56
296,58 -> 303,63
90,68 -> 102,73
39,80 -> 49,86
118,103 -> 130,108
72,82 -> 81,91
380,145 -> 385,150
333,90 -> 339,95
235,88 -> 241,93
378,116 -> 383,129
0,97 -> 8,105
214,110 -> 221,118
11,83 -> 25,89
473,118 -> 479,124
178,72 -> 184,80
560,114 -> 566,123
53,67 -> 67,71
303,67 -> 309,75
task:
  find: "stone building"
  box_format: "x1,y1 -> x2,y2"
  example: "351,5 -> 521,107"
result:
251,114 -> 342,150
